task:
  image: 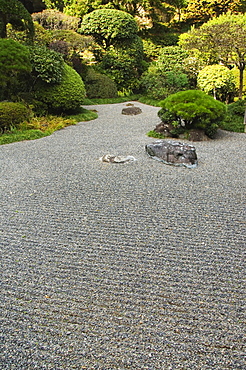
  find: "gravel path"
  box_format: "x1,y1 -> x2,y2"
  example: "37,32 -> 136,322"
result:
0,102 -> 245,369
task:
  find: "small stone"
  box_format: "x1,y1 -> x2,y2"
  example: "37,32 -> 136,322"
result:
145,139 -> 198,168
122,107 -> 142,115
100,154 -> 136,163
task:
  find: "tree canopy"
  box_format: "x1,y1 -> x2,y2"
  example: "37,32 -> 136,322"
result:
183,0 -> 246,24
0,0 -> 34,39
80,9 -> 138,49
179,13 -> 246,98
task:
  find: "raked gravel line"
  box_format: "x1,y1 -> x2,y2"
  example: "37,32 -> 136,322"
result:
0,102 -> 245,369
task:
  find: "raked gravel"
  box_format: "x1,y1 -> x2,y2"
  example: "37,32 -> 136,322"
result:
0,102 -> 245,369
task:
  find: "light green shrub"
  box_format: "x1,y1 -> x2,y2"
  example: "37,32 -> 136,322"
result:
159,90 -> 226,138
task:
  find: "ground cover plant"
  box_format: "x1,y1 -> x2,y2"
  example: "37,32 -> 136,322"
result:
0,108 -> 98,145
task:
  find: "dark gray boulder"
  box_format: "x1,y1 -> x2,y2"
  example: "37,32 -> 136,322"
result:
146,140 -> 198,168
122,107 -> 142,115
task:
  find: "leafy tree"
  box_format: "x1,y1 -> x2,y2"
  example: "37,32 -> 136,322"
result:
183,0 -> 246,24
0,0 -> 34,39
156,45 -> 189,72
79,9 -> 138,49
198,65 -> 236,102
99,35 -> 145,91
179,13 -> 246,99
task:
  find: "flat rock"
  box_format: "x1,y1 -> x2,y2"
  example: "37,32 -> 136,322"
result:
100,154 -> 136,163
122,107 -> 142,115
146,140 -> 198,168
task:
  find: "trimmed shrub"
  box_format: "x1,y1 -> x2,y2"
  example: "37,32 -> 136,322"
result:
33,63 -> 86,114
80,9 -> 138,49
0,39 -> 31,100
0,102 -> 31,132
159,90 -> 226,138
85,69 -> 118,99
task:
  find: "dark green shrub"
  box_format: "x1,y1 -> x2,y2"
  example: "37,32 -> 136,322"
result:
227,99 -> 246,115
99,36 -> 145,92
33,63 -> 86,114
0,39 -> 31,100
220,100 -> 245,132
29,45 -> 64,84
0,102 -> 31,132
159,90 -> 227,138
140,70 -> 189,100
85,69 -> 118,99
0,0 -> 34,39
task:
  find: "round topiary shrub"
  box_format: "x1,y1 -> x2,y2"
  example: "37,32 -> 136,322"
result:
0,102 -> 31,132
85,69 -> 118,98
159,90 -> 226,138
33,63 -> 86,114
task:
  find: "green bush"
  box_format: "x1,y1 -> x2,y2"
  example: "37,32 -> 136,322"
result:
140,70 -> 189,100
0,39 -> 31,100
159,90 -> 227,138
80,9 -> 138,49
198,65 -> 236,102
0,102 -> 31,132
220,100 -> 245,132
99,36 -> 145,92
33,63 -> 86,114
29,45 -> 64,84
85,69 -> 118,99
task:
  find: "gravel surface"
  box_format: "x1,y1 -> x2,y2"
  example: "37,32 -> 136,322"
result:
0,102 -> 245,369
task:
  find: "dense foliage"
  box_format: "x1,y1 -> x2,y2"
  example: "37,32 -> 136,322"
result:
179,13 -> 246,98
0,38 -> 31,100
198,65 -> 236,102
29,45 -> 64,84
159,90 -> 226,137
33,63 -> 86,114
85,69 -> 118,99
32,9 -> 80,30
0,102 -> 31,132
80,9 -> 138,49
0,0 -> 34,39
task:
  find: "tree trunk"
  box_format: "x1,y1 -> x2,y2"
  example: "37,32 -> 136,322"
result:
239,66 -> 244,100
244,105 -> 246,133
0,12 -> 7,38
